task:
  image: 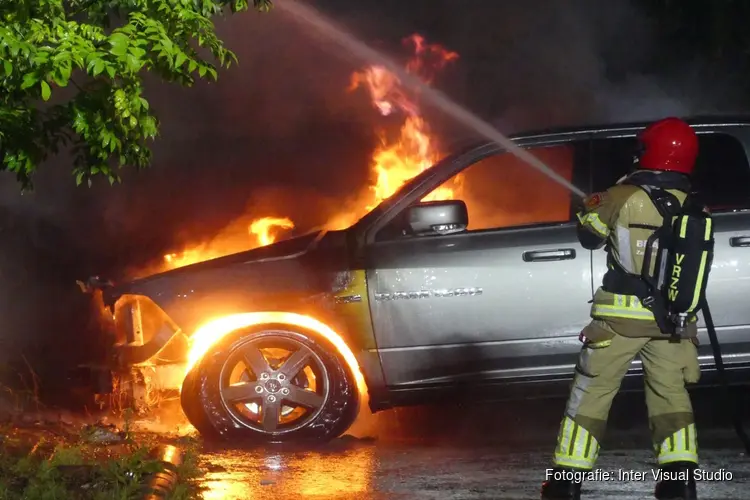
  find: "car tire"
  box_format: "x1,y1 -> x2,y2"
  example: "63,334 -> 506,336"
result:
180,324 -> 359,443
180,367 -> 218,439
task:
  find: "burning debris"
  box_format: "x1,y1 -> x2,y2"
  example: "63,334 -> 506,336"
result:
81,422 -> 126,445
156,33 -> 460,272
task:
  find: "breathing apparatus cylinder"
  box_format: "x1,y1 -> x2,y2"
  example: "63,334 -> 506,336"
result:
659,199 -> 714,338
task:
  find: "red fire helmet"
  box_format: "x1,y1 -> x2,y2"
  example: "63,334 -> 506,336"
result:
638,117 -> 699,175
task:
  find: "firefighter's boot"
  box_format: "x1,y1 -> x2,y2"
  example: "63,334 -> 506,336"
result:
541,468 -> 582,500
654,462 -> 697,500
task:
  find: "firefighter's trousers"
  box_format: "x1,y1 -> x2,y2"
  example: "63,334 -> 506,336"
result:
553,324 -> 701,470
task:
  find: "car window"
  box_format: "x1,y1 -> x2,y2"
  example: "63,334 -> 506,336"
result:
589,137 -> 639,193
692,133 -> 750,211
590,133 -> 750,212
421,143 -> 586,233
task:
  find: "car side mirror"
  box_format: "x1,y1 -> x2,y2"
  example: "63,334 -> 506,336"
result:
405,200 -> 468,236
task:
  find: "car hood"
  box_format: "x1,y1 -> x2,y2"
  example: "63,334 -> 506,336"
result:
102,230 -> 329,310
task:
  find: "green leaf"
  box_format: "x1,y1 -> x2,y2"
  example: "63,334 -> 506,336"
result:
58,62 -> 72,82
20,72 -> 38,90
52,75 -> 68,87
40,81 -> 51,101
128,46 -> 146,59
109,32 -> 129,57
52,65 -> 70,87
174,52 -> 187,69
92,60 -> 105,76
2,60 -> 11,76
125,54 -> 141,72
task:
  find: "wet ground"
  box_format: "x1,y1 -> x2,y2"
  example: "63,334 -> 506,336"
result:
198,444 -> 746,500
195,388 -> 750,499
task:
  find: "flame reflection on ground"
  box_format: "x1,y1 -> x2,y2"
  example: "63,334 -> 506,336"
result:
199,447 -> 374,499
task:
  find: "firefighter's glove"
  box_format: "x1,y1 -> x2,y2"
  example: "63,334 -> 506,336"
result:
572,196 -> 587,214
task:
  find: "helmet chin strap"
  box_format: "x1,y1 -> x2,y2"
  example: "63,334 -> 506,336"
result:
631,140 -> 645,172
626,157 -> 641,179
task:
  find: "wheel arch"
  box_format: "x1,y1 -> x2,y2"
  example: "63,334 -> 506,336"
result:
186,312 -> 368,400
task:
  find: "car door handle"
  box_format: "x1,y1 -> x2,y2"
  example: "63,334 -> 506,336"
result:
522,248 -> 576,262
730,236 -> 750,247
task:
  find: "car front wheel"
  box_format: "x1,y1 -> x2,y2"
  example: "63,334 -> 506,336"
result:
181,325 -> 359,443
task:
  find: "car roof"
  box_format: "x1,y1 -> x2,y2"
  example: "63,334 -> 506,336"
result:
507,115 -> 750,141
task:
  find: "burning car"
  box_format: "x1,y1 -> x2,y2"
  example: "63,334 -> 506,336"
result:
84,116 -> 750,443
75,32 -> 750,441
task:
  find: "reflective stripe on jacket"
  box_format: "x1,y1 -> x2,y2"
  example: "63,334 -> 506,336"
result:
590,289 -> 654,321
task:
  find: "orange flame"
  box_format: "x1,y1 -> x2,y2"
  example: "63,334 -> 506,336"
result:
159,216 -> 295,269
350,34 -> 461,210
249,216 -> 295,247
157,33 -> 458,271
330,34 -> 461,228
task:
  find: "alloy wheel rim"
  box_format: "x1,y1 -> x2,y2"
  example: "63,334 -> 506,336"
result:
218,334 -> 330,434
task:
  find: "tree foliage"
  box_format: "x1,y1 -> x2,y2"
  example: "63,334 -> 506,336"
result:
0,0 -> 272,188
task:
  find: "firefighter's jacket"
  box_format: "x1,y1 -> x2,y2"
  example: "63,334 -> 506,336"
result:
577,170 -> 697,338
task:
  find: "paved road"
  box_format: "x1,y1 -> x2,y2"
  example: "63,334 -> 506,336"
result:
196,390 -> 750,499
198,445 -> 746,500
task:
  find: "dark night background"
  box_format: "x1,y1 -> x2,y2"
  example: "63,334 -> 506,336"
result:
2,0 -> 750,406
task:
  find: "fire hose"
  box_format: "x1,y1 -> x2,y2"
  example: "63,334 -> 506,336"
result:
139,445 -> 183,500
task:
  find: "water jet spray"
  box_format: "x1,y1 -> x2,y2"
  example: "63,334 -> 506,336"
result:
274,0 -> 587,199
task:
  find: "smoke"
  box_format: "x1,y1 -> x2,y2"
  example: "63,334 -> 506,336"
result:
430,0 -> 749,133
1,0 -> 748,402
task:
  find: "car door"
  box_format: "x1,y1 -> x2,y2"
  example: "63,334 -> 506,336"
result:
589,127 -> 750,370
363,138 -> 594,390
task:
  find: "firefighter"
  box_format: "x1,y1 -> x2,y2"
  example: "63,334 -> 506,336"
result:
541,117 -> 702,500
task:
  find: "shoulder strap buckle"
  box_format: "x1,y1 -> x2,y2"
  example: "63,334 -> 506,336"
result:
638,186 -> 681,218
641,295 -> 655,308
